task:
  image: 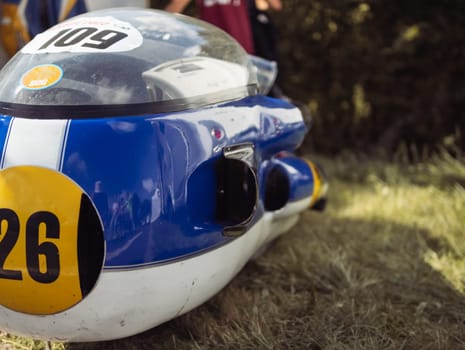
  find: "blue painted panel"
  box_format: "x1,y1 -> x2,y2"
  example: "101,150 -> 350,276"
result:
60,96 -> 309,267
62,115 -> 228,267
265,155 -> 314,202
0,116 -> 13,168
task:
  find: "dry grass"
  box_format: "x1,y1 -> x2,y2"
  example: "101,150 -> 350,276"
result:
2,153 -> 465,349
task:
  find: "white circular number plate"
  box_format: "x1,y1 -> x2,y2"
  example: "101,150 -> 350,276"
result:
22,16 -> 143,54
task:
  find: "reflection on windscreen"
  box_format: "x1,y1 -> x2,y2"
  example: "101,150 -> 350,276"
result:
0,8 -> 257,109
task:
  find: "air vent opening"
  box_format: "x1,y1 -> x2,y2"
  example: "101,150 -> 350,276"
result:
215,157 -> 257,227
264,166 -> 290,211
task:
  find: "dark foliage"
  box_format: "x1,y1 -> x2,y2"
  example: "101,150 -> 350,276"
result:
273,0 -> 465,155
151,0 -> 465,156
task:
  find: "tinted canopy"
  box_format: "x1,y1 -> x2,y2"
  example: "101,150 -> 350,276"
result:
0,8 -> 257,115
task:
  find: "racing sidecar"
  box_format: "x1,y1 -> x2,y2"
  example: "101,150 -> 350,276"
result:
0,8 -> 327,341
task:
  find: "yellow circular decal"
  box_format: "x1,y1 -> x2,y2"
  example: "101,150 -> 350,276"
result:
21,64 -> 63,90
0,166 -> 104,315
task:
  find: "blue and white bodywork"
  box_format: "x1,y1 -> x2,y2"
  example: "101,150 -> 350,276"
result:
0,8 -> 327,341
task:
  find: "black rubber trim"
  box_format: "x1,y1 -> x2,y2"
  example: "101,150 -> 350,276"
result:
77,193 -> 105,298
0,85 -> 258,119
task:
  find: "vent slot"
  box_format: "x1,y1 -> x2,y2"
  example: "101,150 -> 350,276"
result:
215,143 -> 257,236
264,166 -> 290,211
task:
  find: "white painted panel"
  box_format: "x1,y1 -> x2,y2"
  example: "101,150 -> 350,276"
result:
1,118 -> 68,170
0,214 -> 297,342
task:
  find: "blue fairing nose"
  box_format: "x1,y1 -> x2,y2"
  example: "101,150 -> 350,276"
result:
62,115 -> 226,268
0,7 -> 323,342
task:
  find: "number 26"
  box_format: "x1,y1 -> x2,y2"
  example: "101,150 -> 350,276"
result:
0,209 -> 60,284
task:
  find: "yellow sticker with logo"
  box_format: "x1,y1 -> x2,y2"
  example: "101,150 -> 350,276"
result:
21,64 -> 63,90
0,166 -> 104,315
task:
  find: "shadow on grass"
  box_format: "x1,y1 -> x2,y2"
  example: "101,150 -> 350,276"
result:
67,211 -> 465,350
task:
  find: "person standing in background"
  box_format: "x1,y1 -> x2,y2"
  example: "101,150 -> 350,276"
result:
0,0 -> 87,58
248,0 -> 281,61
84,0 -> 148,11
247,0 -> 288,99
165,0 -> 254,54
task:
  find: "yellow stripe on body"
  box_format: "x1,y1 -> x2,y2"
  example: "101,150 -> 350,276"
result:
306,159 -> 324,208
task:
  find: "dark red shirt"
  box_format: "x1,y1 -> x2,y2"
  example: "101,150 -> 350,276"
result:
196,0 -> 254,53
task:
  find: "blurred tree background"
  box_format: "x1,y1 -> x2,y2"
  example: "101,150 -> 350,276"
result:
154,0 -> 465,157
272,0 -> 465,157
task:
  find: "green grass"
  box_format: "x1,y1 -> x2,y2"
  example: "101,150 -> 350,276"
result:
2,153 -> 465,349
